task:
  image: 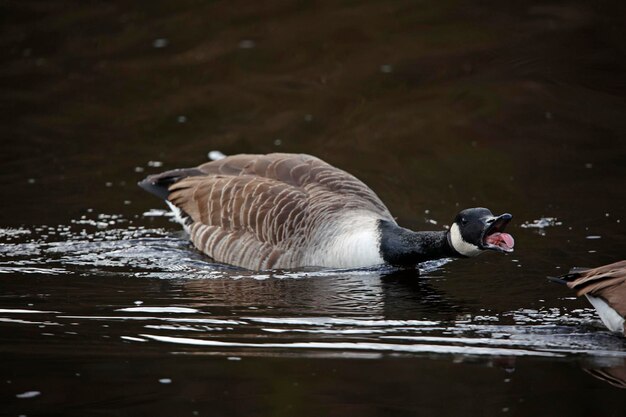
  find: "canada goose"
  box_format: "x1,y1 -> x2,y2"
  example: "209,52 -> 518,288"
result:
139,153 -> 514,270
549,260 -> 626,336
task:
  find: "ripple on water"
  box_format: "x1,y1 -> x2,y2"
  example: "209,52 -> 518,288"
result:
0,212 -> 226,277
1,212 -> 624,365
0,297 -> 624,362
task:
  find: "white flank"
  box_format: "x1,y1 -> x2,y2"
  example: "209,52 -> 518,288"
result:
585,295 -> 625,333
303,213 -> 384,268
165,201 -> 190,233
449,223 -> 482,257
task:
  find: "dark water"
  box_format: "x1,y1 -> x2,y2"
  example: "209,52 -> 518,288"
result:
1,1 -> 626,416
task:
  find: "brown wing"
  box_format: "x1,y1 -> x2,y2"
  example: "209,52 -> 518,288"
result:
566,260 -> 626,318
168,174 -> 309,270
195,153 -> 393,218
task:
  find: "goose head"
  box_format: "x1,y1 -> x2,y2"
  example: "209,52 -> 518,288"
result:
448,207 -> 514,257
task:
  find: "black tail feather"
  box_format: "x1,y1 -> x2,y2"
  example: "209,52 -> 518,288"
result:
546,265 -> 593,285
138,168 -> 204,200
547,276 -> 568,285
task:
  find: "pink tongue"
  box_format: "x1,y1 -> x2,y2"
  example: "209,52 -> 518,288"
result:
486,232 -> 515,249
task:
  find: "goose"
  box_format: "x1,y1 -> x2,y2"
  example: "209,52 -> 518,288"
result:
549,260 -> 626,336
139,153 -> 514,270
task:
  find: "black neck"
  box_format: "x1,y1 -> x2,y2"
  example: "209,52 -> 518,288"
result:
378,220 -> 461,266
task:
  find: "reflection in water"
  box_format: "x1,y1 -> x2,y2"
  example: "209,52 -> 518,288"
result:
380,267 -> 466,319
584,365 -> 626,390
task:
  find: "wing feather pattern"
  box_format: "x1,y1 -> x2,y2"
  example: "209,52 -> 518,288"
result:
162,153 -> 393,269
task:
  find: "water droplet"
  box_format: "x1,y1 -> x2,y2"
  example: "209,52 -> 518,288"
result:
584,163 -> 593,169
159,378 -> 172,384
16,391 -> 41,399
177,115 -> 187,123
380,64 -> 393,73
238,40 -> 255,49
208,150 -> 226,161
153,38 -> 169,48
274,139 -> 282,146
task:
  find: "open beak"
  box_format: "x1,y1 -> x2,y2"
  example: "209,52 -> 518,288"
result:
481,213 -> 514,253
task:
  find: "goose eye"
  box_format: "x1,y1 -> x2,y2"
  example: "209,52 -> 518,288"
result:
461,218 -> 468,225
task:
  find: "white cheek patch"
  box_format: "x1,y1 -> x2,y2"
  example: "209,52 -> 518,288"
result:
450,223 -> 482,257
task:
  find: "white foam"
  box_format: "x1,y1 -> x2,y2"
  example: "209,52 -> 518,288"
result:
520,217 -> 562,229
142,209 -> 174,217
